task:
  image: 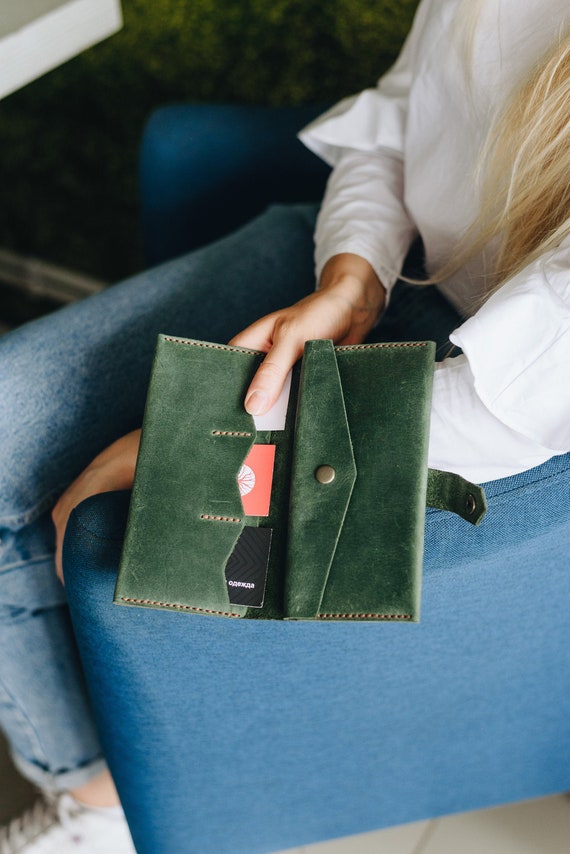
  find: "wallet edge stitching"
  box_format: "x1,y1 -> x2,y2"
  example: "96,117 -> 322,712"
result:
119,596 -> 242,617
318,613 -> 412,620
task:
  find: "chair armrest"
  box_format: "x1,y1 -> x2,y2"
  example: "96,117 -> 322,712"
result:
63,453 -> 570,853
139,103 -> 331,265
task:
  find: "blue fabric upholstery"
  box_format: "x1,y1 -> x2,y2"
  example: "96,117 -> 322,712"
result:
62,105 -> 570,852
139,104 -> 330,266
64,451 -> 570,854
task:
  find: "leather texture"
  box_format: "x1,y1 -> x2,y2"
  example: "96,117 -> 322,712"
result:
285,340 -> 434,621
426,468 -> 487,525
116,338 -> 259,618
115,335 -> 487,621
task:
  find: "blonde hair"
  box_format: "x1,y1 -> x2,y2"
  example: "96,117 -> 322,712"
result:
477,31 -> 570,285
431,13 -> 570,297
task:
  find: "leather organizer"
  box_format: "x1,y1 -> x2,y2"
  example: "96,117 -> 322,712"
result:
114,335 -> 487,622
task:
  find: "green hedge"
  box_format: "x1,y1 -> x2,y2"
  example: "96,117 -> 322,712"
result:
0,0 -> 418,280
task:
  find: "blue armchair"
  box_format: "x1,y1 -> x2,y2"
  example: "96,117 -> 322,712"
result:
63,104 -> 570,854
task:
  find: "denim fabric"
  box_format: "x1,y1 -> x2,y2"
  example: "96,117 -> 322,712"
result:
0,203 -> 318,789
0,204 -> 318,531
0,514 -> 106,791
63,449 -> 570,853
139,103 -> 331,265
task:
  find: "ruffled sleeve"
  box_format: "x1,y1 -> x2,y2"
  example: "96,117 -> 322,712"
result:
298,85 -> 410,168
449,240 -> 570,453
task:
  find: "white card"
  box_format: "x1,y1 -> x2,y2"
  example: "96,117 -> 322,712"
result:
252,370 -> 292,431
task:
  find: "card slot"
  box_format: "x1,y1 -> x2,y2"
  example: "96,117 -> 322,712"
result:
116,334 -> 259,617
225,526 -> 273,608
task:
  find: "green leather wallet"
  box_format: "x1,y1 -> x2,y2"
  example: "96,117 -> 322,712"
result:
114,335 -> 486,622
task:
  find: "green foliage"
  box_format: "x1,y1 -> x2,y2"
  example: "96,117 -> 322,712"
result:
0,0 -> 418,280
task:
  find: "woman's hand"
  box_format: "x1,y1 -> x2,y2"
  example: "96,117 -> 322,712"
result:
51,429 -> 141,583
230,253 -> 386,415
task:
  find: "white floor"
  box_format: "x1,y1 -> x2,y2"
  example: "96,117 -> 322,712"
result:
1,731 -> 568,854
289,794 -> 570,853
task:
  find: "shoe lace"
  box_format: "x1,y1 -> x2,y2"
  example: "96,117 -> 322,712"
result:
54,794 -> 85,841
0,798 -> 58,852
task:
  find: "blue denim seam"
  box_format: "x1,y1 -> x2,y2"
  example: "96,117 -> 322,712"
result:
0,485 -> 66,532
11,751 -> 108,795
70,513 -> 126,543
484,460 -> 570,494
0,672 -> 51,770
0,553 -> 55,574
426,461 -> 570,521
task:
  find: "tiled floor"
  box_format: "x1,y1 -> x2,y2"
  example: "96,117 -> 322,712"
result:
1,731 -> 568,853
293,794 -> 570,853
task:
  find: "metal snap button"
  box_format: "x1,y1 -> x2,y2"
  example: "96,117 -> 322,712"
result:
466,493 -> 477,515
315,465 -> 336,484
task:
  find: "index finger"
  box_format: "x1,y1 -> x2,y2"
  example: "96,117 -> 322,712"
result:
244,335 -> 303,416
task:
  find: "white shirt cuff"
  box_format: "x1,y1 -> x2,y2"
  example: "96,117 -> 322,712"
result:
428,355 -> 557,484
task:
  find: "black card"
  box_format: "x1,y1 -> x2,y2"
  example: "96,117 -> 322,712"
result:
225,527 -> 272,608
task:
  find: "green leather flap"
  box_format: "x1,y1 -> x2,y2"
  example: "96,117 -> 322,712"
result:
285,340 -> 357,617
285,340 -> 436,621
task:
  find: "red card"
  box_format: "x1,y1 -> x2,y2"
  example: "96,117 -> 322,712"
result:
238,444 -> 276,517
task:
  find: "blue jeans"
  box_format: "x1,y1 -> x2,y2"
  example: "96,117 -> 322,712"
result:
0,201 -> 460,792
0,203 -> 317,790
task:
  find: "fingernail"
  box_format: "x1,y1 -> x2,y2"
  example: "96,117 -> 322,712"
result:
245,390 -> 267,415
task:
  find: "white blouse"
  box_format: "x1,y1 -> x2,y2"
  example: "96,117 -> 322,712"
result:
299,0 -> 570,483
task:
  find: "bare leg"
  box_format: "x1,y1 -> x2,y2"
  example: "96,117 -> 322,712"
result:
71,769 -> 120,808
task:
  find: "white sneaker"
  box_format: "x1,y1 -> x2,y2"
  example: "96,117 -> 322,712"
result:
0,793 -> 136,853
